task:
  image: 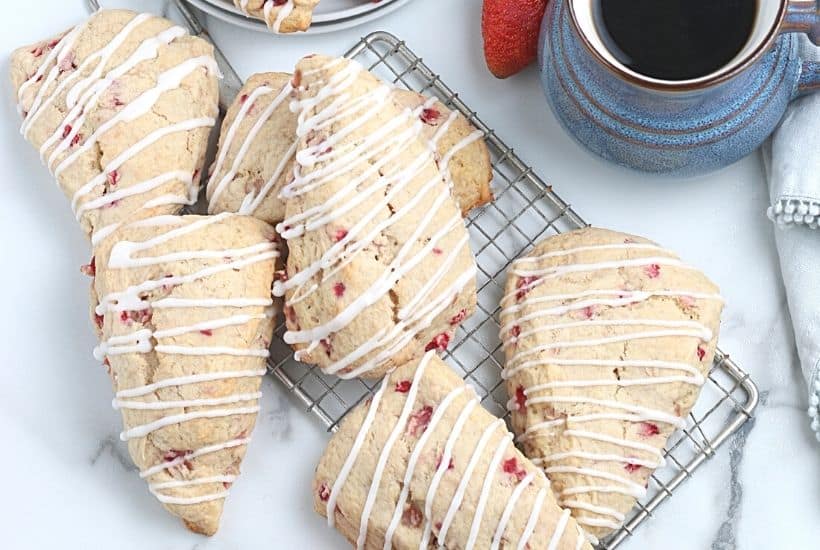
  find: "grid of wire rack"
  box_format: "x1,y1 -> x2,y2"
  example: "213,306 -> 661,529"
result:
262,31 -> 760,549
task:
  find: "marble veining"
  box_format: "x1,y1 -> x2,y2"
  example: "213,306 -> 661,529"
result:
710,391 -> 767,550
90,433 -> 138,472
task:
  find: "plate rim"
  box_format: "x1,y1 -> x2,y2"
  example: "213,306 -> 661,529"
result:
199,0 -> 403,24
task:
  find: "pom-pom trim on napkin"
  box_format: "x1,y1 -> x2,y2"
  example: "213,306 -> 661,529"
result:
768,197 -> 820,229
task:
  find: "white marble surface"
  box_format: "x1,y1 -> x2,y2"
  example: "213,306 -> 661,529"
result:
1,0 -> 818,548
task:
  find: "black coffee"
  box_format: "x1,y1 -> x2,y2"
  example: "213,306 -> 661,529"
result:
592,0 -> 757,80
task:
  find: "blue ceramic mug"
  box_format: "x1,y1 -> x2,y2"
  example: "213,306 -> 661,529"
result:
538,0 -> 820,176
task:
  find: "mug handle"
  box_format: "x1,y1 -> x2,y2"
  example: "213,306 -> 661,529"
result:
782,1 -> 820,96
782,0 -> 819,44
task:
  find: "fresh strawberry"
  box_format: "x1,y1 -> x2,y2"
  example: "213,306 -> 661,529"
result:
481,0 -> 549,78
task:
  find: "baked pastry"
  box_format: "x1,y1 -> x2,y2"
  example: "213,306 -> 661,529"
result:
234,0 -> 321,33
206,74 -> 492,223
500,227 -> 724,539
314,351 -> 592,549
9,9 -> 219,245
206,72 -> 297,223
274,55 -> 477,380
91,213 -> 279,535
391,89 -> 493,216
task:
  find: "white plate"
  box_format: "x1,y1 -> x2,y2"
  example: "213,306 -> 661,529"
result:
186,0 -> 415,35
210,0 -> 394,24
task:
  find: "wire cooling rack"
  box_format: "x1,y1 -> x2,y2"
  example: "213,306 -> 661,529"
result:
80,2 -> 759,546
263,32 -> 760,549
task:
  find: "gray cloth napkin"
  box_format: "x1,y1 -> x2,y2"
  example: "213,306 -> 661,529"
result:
763,35 -> 820,441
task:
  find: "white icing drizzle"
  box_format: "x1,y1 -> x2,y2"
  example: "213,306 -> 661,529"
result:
121,406 -> 259,441
54,55 -> 218,179
437,419 -> 505,547
118,369 -> 267,399
152,297 -> 274,310
518,396 -> 686,428
69,116 -> 216,213
266,0 -> 295,33
329,357 -> 579,548
500,288 -> 724,325
17,25 -> 84,111
561,500 -> 625,522
535,450 -> 663,470
440,130 -> 483,173
277,58 -> 474,377
547,466 -> 646,497
207,81 -> 294,214
490,472 -> 535,550
517,488 -> 547,550
465,433 -> 512,549
504,357 -> 705,382
91,222 -> 122,246
140,437 -> 250,478
22,14 -> 156,139
382,385 -> 468,549
149,475 -> 235,505
115,391 -> 262,411
419,399 -> 479,549
356,353 -> 432,549
503,241 -> 722,530
575,526 -> 588,550
326,375 -> 389,528
76,170 -> 194,220
546,509 -> 572,550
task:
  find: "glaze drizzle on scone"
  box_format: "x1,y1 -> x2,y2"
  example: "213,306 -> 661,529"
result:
501,227 -> 724,539
206,74 -> 492,225
10,10 -> 220,243
274,56 -> 477,379
207,73 -> 297,222
314,352 -> 592,550
235,0 -> 321,33
92,213 -> 278,535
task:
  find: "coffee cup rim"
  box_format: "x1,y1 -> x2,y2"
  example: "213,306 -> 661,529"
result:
568,0 -> 789,91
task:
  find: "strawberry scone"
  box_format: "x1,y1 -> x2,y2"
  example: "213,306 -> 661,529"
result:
9,9 -> 219,245
314,351 -> 593,550
274,55 -> 477,380
234,0 -> 321,33
91,213 -> 278,535
500,227 -> 724,539
207,74 -> 493,224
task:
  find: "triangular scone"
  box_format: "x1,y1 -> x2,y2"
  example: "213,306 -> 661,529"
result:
91,213 -> 278,535
9,9 -> 219,244
314,351 -> 593,549
206,73 -> 492,224
275,55 -> 477,380
234,0 -> 321,33
500,227 -> 724,539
